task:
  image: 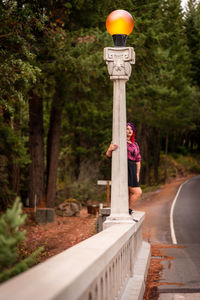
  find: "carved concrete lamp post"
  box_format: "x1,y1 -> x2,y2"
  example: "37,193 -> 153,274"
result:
104,10 -> 135,228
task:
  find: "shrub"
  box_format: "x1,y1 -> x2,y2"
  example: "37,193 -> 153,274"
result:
0,198 -> 43,283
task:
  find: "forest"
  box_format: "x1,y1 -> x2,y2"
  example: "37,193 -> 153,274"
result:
1,0 -> 200,211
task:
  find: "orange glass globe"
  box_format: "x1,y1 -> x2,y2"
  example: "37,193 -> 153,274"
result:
106,10 -> 134,36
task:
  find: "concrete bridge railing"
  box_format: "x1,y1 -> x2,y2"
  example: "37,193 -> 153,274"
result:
0,212 -> 150,300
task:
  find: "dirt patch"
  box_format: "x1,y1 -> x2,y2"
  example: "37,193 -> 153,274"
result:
20,208 -> 97,263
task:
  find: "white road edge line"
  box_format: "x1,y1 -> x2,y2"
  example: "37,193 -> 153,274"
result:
170,179 -> 189,244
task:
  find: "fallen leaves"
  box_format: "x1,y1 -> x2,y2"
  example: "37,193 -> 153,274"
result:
20,208 -> 97,263
143,244 -> 186,300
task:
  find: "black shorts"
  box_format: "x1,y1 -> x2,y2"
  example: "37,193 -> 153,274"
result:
128,159 -> 140,188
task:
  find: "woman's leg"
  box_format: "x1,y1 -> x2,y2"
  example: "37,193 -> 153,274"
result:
129,186 -> 142,210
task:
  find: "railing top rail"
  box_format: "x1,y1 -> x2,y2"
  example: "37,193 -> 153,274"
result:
0,214 -> 145,300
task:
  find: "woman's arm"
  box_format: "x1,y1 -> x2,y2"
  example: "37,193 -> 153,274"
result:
106,142 -> 118,158
136,162 -> 141,182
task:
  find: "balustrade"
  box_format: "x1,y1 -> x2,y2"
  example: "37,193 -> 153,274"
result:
0,212 -> 150,300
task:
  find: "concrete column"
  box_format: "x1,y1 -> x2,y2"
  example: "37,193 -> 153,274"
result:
103,47 -> 135,227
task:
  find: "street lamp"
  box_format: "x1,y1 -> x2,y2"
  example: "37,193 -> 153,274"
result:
106,9 -> 134,47
103,10 -> 135,228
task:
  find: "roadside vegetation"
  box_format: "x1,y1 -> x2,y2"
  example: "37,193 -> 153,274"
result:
0,198 -> 43,283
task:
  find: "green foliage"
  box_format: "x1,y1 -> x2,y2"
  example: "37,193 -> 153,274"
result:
0,116 -> 30,209
57,160 -> 104,204
0,0 -> 200,208
176,146 -> 188,155
184,0 -> 200,155
159,153 -> 200,180
0,1 -> 43,208
0,198 -> 43,283
185,0 -> 200,86
176,154 -> 200,174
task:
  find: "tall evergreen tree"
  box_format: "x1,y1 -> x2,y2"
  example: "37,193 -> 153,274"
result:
0,1 -> 42,208
184,0 -> 200,152
185,0 -> 200,86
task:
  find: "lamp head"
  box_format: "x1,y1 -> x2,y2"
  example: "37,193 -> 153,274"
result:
106,10 -> 134,47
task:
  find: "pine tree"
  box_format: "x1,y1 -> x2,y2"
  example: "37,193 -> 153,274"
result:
184,0 -> 200,152
0,1 -> 42,209
0,198 -> 43,283
185,0 -> 200,86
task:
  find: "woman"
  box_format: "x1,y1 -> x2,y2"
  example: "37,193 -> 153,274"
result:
106,123 -> 142,215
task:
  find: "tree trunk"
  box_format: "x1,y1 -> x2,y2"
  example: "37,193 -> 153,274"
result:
12,163 -> 20,195
153,129 -> 160,183
164,131 -> 169,182
12,108 -> 21,195
198,134 -> 200,153
74,130 -> 81,180
29,96 -> 44,207
142,124 -> 150,185
2,105 -> 20,199
46,97 -> 63,208
1,107 -> 11,209
190,135 -> 194,152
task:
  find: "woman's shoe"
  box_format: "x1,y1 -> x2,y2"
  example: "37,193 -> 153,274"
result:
129,208 -> 138,222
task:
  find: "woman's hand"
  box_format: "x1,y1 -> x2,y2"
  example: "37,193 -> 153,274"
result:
109,141 -> 118,152
106,142 -> 118,158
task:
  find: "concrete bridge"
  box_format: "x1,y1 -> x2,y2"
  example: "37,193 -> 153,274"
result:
0,211 -> 150,300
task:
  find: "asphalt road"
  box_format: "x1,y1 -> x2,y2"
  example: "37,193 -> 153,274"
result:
158,175 -> 200,294
173,175 -> 200,244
